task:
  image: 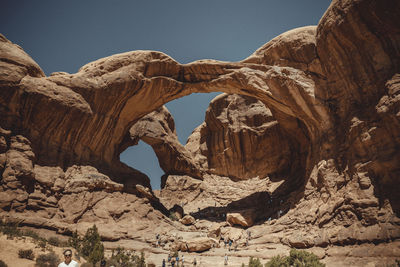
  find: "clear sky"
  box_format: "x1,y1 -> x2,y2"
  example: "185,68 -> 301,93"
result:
1,0 -> 331,190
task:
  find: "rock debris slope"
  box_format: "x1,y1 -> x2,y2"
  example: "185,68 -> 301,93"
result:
0,0 -> 399,265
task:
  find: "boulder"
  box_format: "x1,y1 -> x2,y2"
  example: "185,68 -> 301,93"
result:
227,209 -> 256,227
175,237 -> 218,252
180,215 -> 195,225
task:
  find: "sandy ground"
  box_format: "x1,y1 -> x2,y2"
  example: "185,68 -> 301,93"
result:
0,234 -> 82,267
1,232 -> 399,267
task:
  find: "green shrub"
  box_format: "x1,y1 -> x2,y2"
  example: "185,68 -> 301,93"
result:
48,236 -> 61,247
0,259 -> 8,267
110,247 -> 134,267
18,249 -> 35,260
81,225 -> 104,266
35,252 -> 60,267
248,257 -> 263,267
24,229 -> 47,248
265,249 -> 325,267
68,230 -> 81,251
265,255 -> 290,267
137,251 -> 146,267
169,212 -> 178,221
288,249 -> 325,267
0,221 -> 22,238
24,229 -> 41,240
109,247 -> 146,267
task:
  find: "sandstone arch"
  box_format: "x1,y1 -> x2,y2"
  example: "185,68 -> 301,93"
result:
0,26 -> 330,190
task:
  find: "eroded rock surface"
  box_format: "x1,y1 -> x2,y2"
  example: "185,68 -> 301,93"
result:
0,0 -> 400,265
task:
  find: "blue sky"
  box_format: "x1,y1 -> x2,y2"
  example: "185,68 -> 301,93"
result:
1,0 -> 331,189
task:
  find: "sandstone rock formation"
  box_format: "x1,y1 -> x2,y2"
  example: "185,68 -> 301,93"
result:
0,0 -> 400,265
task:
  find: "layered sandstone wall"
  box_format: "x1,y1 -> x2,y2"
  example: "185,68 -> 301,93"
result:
0,0 -> 399,252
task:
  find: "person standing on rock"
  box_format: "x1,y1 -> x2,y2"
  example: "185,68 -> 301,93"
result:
224,253 -> 228,265
193,257 -> 197,266
228,239 -> 232,251
162,258 -> 166,267
58,249 -> 78,267
247,230 -> 251,240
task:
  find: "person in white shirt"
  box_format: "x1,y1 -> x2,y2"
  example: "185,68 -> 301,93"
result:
58,249 -> 78,267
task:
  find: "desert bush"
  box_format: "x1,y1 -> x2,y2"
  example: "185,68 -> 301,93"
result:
81,225 -> 104,266
265,249 -> 325,267
68,230 -> 81,251
288,249 -> 325,267
265,255 -> 290,267
35,252 -> 60,267
47,236 -> 61,247
110,247 -> 134,267
137,251 -> 146,267
80,263 -> 92,267
248,257 -> 263,267
24,229 -> 48,248
0,221 -> 22,238
24,229 -> 41,240
169,212 -> 178,221
18,249 -> 35,260
109,247 -> 146,267
0,259 -> 8,267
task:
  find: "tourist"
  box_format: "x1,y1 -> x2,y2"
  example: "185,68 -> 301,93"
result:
181,255 -> 185,266
162,258 -> 166,267
193,257 -> 197,266
224,253 -> 228,265
58,249 -> 78,267
228,239 -> 232,251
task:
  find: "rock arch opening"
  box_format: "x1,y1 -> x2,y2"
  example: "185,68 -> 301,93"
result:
120,140 -> 164,190
165,92 -> 220,145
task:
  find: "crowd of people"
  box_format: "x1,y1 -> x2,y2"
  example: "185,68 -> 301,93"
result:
58,229 -> 253,267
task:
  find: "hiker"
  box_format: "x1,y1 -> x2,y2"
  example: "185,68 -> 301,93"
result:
181,255 -> 185,266
234,240 -> 238,251
224,237 -> 228,248
247,230 -> 251,240
193,257 -> 197,266
162,259 -> 166,267
224,254 -> 228,265
58,249 -> 78,267
228,239 -> 232,251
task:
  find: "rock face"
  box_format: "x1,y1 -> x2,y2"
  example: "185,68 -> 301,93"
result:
0,0 -> 400,263
129,106 -> 203,179
187,94 -> 291,180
